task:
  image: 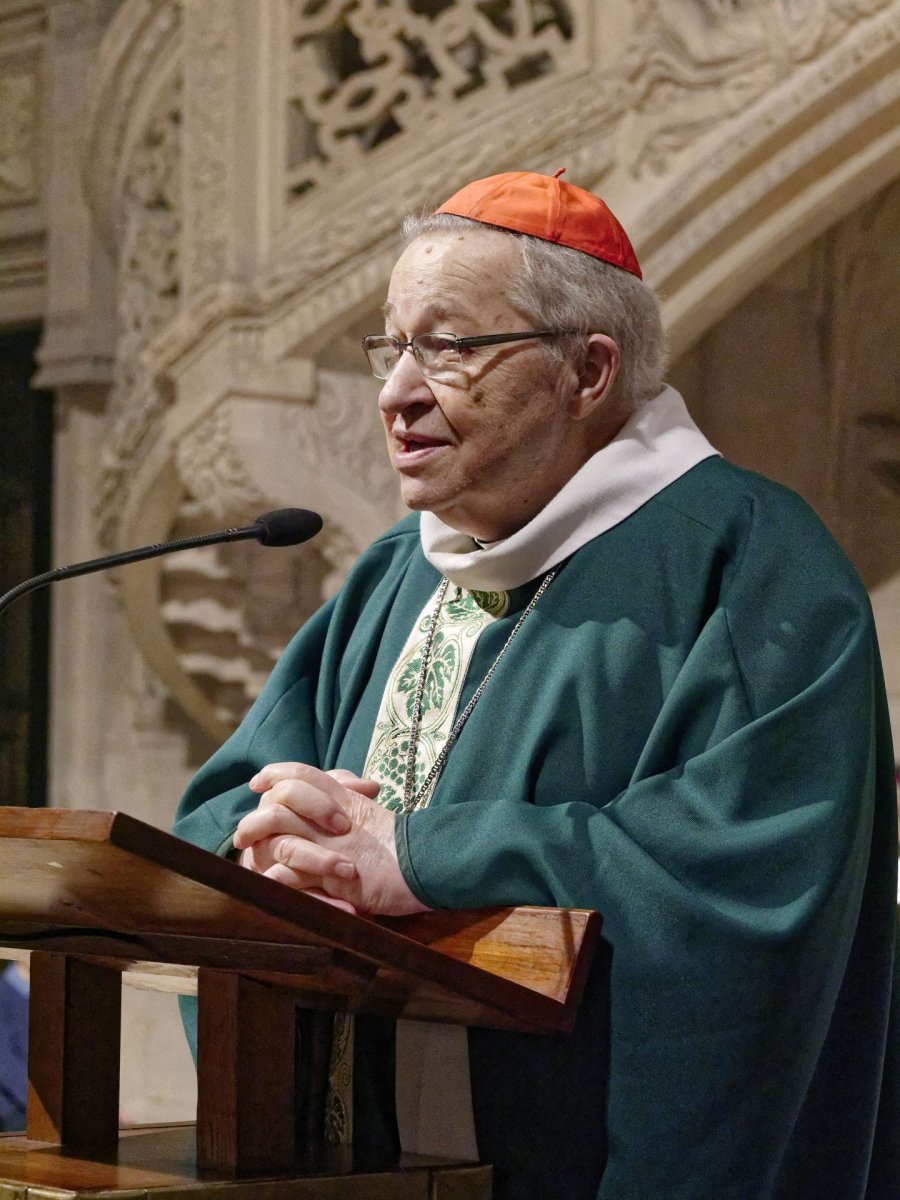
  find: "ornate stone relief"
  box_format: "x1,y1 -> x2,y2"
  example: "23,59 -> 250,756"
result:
162,366 -> 400,730
284,0 -> 581,201
83,0 -> 183,241
98,65 -> 183,546
147,0 -> 900,383
174,405 -> 270,527
637,2 -> 898,235
0,0 -> 44,324
619,0 -> 894,179
182,1 -> 231,295
251,0 -> 899,368
157,516 -> 362,731
172,370 -> 399,543
0,70 -> 39,205
631,1 -> 900,360
159,536 -> 328,729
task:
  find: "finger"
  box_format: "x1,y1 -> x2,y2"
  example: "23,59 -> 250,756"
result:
300,888 -> 358,915
261,865 -> 359,914
234,799 -> 346,850
262,864 -> 357,907
327,769 -> 381,799
249,762 -> 307,793
254,779 -> 351,834
262,862 -> 321,890
267,834 -> 358,881
237,842 -> 279,874
250,767 -> 354,831
251,762 -> 349,802
234,803 -> 308,850
236,845 -> 257,869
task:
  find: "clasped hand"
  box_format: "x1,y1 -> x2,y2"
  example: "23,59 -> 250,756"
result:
232,762 -> 429,916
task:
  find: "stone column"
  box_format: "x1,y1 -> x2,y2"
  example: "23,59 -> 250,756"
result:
33,0 -> 117,806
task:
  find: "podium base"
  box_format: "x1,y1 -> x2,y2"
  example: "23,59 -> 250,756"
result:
0,1124 -> 492,1199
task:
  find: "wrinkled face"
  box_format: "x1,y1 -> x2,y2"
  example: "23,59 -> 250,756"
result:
379,229 -> 581,541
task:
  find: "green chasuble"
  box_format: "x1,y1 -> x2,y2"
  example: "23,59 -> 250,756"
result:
174,456 -> 900,1200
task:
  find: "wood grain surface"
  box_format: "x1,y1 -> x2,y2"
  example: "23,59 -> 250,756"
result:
0,809 -> 601,1034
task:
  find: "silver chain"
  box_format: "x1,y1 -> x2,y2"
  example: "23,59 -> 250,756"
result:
401,569 -> 557,813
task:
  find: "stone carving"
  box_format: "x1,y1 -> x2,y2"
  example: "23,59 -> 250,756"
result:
183,3 -> 231,294
159,509 -> 353,730
160,538 -> 296,728
115,70 -> 183,392
164,367 -> 401,728
302,367 -> 401,514
0,71 -> 38,205
98,67 -> 183,545
284,0 -> 581,200
172,368 -> 400,532
644,41 -> 900,286
83,0 -> 183,242
262,0 -> 897,359
619,0 -> 895,179
175,405 -> 270,526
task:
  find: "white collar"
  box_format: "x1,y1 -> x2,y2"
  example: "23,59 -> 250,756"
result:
420,386 -> 719,591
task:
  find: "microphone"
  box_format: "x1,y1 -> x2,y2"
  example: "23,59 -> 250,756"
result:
0,507 -> 324,619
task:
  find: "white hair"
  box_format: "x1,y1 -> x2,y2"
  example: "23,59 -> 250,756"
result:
401,212 -> 668,410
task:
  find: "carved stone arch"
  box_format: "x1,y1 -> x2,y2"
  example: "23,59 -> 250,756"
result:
634,4 -> 900,359
83,0 -> 185,251
666,169 -> 900,745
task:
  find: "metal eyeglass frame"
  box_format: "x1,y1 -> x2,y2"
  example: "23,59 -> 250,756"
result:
361,329 -> 578,380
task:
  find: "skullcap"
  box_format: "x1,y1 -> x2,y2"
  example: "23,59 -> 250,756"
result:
434,169 -> 642,279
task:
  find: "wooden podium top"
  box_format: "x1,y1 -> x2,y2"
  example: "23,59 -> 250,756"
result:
0,808 -> 601,1034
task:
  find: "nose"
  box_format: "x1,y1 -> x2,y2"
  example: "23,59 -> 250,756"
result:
377,346 -> 436,416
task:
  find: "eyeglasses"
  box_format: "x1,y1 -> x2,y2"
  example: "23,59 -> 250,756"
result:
361,330 -> 577,381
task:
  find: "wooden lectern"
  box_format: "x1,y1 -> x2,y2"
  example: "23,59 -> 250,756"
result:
0,808 -> 601,1200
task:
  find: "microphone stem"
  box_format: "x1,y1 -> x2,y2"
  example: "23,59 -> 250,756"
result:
0,524 -> 260,619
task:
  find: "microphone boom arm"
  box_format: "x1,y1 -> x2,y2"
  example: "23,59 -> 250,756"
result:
0,509 -> 323,619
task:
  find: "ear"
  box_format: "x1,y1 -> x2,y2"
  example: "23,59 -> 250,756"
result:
570,334 -> 621,420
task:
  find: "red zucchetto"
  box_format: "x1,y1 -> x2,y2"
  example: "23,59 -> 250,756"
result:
434,169 -> 642,279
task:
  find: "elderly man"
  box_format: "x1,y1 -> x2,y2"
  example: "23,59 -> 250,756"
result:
174,172 -> 899,1199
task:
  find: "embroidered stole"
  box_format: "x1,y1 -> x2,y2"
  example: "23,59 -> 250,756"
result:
325,582 -> 508,1145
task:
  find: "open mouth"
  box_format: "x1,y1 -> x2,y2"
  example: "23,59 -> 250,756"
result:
394,434 -> 448,467
396,431 -> 446,452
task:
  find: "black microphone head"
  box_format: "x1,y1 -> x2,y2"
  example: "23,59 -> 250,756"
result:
253,508 -> 323,547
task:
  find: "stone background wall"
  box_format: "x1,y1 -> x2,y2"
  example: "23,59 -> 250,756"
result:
1,0 -> 898,1124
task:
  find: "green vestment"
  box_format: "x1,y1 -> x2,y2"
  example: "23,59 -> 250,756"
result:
174,457 -> 900,1200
